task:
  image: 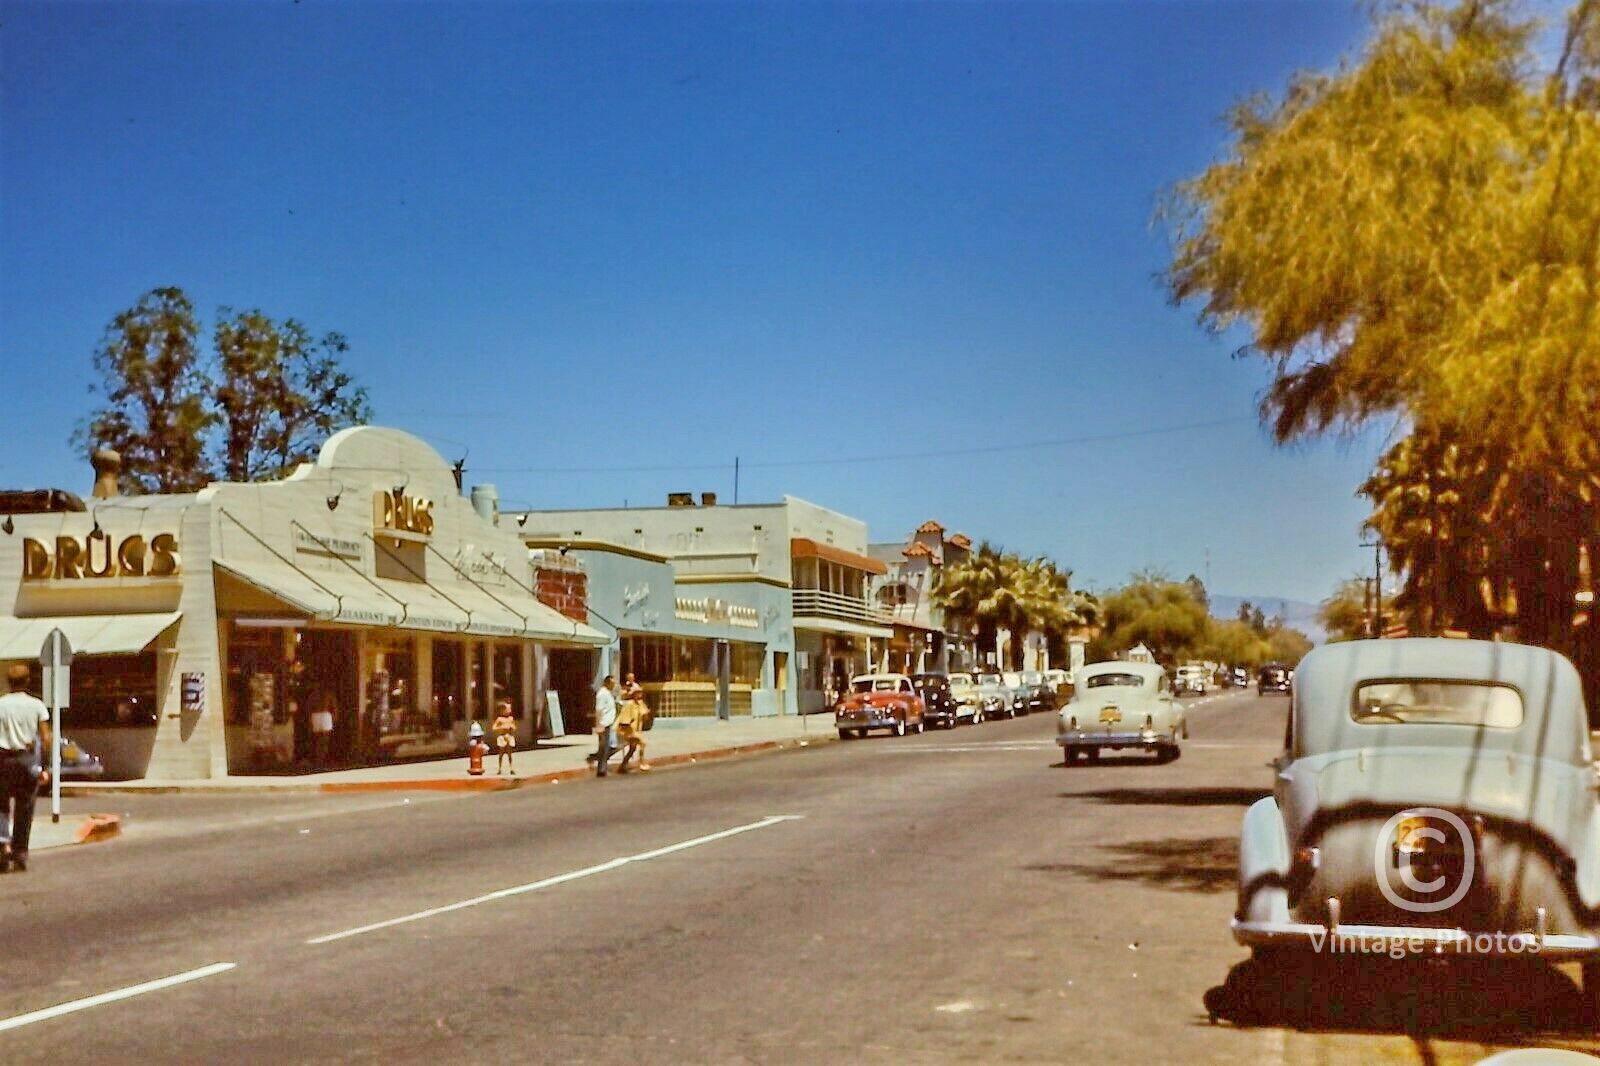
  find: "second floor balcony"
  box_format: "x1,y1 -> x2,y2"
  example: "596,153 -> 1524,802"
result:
791,588 -> 892,626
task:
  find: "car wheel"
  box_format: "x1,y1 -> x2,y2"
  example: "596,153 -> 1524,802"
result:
1085,748 -> 1100,764
838,729 -> 852,741
893,718 -> 906,737
915,719 -> 925,734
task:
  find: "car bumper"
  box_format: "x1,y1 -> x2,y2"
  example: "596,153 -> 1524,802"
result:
1231,918 -> 1600,961
923,710 -> 957,726
1057,731 -> 1172,750
836,714 -> 896,730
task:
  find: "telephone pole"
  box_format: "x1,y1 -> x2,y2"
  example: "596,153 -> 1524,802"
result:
1360,533 -> 1384,637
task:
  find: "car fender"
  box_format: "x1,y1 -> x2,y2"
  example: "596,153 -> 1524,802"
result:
1237,796 -> 1291,925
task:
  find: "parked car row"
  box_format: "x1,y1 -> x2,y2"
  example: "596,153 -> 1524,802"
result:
834,669 -> 1070,739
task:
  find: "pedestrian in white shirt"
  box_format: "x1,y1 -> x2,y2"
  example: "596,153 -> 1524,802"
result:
0,663 -> 51,873
593,676 -> 619,778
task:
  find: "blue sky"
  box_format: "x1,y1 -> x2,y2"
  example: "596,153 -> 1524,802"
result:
3,0 -> 1398,607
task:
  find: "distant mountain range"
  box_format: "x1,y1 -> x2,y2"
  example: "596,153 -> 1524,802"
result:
1209,594 -> 1326,644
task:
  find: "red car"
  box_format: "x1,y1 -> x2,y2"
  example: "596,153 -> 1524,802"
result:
834,674 -> 926,739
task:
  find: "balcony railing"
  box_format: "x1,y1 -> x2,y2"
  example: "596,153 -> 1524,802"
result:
791,588 -> 892,626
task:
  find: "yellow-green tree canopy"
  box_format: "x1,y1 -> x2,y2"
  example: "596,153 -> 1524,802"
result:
1164,0 -> 1600,471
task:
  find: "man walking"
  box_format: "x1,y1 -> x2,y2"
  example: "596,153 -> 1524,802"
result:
593,675 -> 619,778
0,663 -> 51,873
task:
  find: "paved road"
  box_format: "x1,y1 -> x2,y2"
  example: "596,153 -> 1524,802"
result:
4,691 -> 1599,1063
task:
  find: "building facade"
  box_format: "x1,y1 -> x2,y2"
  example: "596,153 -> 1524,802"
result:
513,495 -> 891,715
868,521 -> 976,675
0,427 -> 605,779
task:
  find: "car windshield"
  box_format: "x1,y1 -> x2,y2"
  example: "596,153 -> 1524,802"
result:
850,679 -> 898,693
1352,681 -> 1523,728
1020,672 -> 1043,684
978,674 -> 1003,685
1085,673 -> 1145,689
914,677 -> 948,691
948,676 -> 973,689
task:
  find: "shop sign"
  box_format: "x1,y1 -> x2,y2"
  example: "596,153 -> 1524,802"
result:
293,528 -> 364,560
373,490 -> 435,538
675,597 -> 760,629
22,533 -> 180,581
623,583 -> 650,614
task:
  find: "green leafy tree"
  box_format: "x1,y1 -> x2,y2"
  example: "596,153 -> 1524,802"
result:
1318,577 -> 1379,642
214,309 -> 372,482
77,288 -> 371,491
1088,571 -> 1213,665
76,287 -> 215,493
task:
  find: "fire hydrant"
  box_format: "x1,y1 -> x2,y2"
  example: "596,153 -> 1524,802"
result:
467,722 -> 488,776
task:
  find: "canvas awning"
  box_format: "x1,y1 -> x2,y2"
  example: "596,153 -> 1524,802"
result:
790,538 -> 888,575
0,611 -> 182,660
215,559 -> 607,646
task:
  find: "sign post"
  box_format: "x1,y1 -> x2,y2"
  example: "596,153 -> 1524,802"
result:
39,628 -> 72,824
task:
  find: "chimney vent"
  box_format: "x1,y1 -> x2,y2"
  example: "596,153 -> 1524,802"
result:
701,491 -> 717,506
667,492 -> 695,507
91,448 -> 122,499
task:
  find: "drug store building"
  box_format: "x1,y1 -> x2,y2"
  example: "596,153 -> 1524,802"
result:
0,427 -> 605,780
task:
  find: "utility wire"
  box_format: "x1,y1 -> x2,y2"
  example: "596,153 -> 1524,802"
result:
467,417 -> 1251,475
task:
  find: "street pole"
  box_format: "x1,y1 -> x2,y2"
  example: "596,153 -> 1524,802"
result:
1360,534 -> 1383,637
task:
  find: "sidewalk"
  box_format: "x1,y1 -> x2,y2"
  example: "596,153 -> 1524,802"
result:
25,714 -> 839,853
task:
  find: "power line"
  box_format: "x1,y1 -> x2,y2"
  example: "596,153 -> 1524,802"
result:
468,417 -> 1251,475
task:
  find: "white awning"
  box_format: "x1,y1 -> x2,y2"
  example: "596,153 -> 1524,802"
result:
0,612 -> 182,660
216,558 -> 608,646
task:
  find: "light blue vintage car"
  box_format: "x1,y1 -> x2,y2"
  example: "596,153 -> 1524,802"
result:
1056,660 -> 1187,764
1234,638 -> 1600,985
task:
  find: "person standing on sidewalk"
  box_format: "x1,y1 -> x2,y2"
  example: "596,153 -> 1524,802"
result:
492,699 -> 517,775
593,675 -> 619,778
309,690 -> 336,768
0,663 -> 51,873
615,688 -> 651,774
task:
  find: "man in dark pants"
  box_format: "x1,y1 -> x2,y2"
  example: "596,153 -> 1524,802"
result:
0,663 -> 51,873
592,675 -> 618,778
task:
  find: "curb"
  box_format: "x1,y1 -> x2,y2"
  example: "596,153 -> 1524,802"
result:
60,731 -> 840,797
322,734 -> 836,793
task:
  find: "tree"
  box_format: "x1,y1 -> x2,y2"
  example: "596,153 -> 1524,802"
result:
1163,0 -> 1600,684
214,309 -> 371,482
1088,571 -> 1213,665
76,287 -> 214,493
1318,577 -> 1379,642
77,288 -> 371,491
932,546 -> 1091,668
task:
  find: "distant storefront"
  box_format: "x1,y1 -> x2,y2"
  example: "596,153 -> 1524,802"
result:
533,540 -> 794,725
0,427 -> 605,780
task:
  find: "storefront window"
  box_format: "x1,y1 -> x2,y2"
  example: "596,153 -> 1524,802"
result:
366,633 -> 418,737
492,644 -> 523,719
433,640 -> 464,729
730,642 -> 764,686
622,635 -> 671,683
468,641 -> 488,724
64,653 -> 159,728
229,626 -> 288,726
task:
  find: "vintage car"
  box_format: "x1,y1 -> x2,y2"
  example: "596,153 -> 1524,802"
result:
1000,671 -> 1032,716
1056,661 -> 1187,764
1018,670 -> 1057,714
1042,668 -> 1073,700
976,673 -> 1014,719
1233,638 -> 1600,985
835,673 -> 926,739
1258,662 -> 1292,696
1173,664 -> 1210,696
911,672 -> 959,729
945,673 -> 984,725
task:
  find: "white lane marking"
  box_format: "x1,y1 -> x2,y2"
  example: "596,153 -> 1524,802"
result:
0,962 -> 236,1033
306,814 -> 805,945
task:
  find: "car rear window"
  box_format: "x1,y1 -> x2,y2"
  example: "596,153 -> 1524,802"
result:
1351,681 -> 1523,728
1085,673 -> 1144,689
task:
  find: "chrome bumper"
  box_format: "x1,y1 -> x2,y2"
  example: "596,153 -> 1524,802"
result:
836,714 -> 894,730
1231,919 -> 1600,961
1057,731 -> 1167,749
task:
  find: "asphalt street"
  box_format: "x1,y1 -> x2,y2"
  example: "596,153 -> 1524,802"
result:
5,690 -> 1600,1064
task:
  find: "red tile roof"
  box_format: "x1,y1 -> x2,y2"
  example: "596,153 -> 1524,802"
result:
916,520 -> 944,534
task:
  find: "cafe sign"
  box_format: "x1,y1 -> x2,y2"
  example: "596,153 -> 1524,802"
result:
675,596 -> 760,629
22,533 -> 180,581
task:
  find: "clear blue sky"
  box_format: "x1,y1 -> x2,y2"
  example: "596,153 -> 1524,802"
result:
3,0 -> 1396,607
